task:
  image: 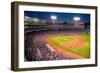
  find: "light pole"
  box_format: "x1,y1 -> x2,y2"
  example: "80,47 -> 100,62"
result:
51,15 -> 57,25
73,17 -> 80,26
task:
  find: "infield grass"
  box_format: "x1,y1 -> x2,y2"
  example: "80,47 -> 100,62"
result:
48,34 -> 90,58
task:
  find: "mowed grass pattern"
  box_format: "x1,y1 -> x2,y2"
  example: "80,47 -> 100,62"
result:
48,34 -> 90,58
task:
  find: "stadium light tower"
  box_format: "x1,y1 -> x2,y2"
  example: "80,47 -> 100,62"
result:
51,15 -> 57,25
73,17 -> 80,26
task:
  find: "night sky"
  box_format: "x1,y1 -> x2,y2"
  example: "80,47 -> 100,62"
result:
24,11 -> 90,23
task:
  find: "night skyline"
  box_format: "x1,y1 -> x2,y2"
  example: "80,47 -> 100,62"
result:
24,11 -> 90,23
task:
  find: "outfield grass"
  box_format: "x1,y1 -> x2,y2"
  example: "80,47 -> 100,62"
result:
48,34 -> 90,58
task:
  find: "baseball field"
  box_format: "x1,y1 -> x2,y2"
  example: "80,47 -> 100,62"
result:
47,34 -> 90,59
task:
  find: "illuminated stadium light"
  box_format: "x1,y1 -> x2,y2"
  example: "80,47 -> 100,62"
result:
73,17 -> 80,26
73,17 -> 80,21
51,15 -> 57,20
51,15 -> 57,24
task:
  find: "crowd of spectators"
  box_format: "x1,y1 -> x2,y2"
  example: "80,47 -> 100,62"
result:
25,31 -> 74,61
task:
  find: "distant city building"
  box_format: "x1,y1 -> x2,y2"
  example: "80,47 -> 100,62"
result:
32,18 -> 40,22
24,16 -> 33,22
24,16 -> 47,25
